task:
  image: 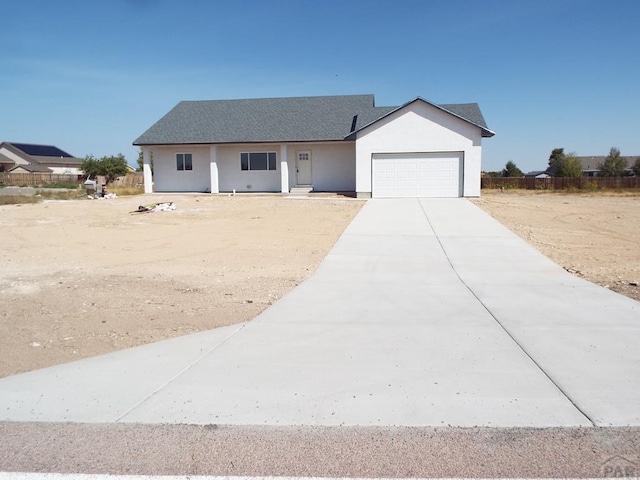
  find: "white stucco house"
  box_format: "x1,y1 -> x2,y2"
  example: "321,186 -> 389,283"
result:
133,94 -> 494,198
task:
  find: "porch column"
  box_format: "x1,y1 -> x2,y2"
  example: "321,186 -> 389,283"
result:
142,148 -> 153,194
209,145 -> 219,194
280,144 -> 289,193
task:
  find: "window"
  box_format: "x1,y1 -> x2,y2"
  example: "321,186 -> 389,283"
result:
176,153 -> 192,171
241,152 -> 276,171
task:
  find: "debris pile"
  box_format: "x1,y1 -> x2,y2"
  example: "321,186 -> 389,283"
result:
133,202 -> 176,213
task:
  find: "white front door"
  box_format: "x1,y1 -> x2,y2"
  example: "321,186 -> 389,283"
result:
296,151 -> 312,185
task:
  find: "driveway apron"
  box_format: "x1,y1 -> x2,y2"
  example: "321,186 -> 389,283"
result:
0,199 -> 637,427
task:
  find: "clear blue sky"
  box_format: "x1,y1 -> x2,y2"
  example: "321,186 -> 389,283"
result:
1,0 -> 638,173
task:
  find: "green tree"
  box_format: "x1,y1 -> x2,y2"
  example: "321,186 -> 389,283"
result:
136,149 -> 154,173
598,147 -> 627,177
501,161 -> 524,177
555,153 -> 583,177
548,147 -> 566,166
81,154 -> 129,183
631,157 -> 640,176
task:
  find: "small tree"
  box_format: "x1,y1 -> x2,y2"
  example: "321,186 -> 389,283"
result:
598,147 -> 627,177
136,149 -> 154,173
548,147 -> 566,166
555,153 -> 583,177
502,161 -> 524,177
81,154 -> 129,183
631,157 -> 640,176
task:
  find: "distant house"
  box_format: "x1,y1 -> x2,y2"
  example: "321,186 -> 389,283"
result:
575,156 -> 605,177
544,155 -> 637,177
525,170 -> 550,178
0,142 -> 83,174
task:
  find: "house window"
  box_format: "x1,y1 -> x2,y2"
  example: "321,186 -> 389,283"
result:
241,152 -> 276,171
176,153 -> 192,171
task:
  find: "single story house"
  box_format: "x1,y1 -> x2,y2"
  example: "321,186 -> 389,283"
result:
0,142 -> 83,174
525,170 -> 551,179
133,94 -> 494,198
545,156 -> 637,177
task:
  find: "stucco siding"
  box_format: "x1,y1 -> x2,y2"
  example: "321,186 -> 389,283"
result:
355,102 -> 483,197
49,166 -> 82,175
217,144 -> 281,192
151,142 -> 355,193
153,146 -> 211,192
293,142 -> 355,192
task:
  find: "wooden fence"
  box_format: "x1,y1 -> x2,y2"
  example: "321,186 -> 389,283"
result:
112,173 -> 144,187
0,172 -> 82,186
0,172 -> 144,188
482,176 -> 640,190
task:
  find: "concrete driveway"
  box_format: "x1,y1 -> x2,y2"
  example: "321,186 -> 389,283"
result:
0,198 -> 638,427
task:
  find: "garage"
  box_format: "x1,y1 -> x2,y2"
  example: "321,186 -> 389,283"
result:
372,152 -> 463,198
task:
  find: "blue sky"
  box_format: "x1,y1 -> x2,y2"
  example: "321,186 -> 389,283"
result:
1,0 -> 638,173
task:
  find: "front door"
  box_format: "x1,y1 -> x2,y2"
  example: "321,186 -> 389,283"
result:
296,151 -> 312,185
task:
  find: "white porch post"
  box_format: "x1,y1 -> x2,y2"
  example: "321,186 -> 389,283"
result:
142,148 -> 153,194
209,145 -> 219,194
280,144 -> 289,193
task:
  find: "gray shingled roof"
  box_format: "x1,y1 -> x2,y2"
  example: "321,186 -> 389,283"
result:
10,163 -> 53,173
30,155 -> 83,166
440,103 -> 490,130
134,94 -> 493,145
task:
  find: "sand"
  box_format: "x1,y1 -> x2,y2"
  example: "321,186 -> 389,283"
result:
0,194 -> 363,377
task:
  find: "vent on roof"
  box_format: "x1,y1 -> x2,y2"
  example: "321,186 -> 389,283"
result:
350,115 -> 358,133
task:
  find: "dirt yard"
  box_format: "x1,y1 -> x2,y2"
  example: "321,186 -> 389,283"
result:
0,195 -> 363,377
473,191 -> 640,302
1,192 -> 639,378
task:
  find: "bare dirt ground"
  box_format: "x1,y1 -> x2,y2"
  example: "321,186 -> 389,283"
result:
2,191 -> 639,378
473,190 -> 640,302
0,194 -> 363,377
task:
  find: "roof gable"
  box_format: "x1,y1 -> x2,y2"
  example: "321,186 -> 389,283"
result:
134,94 -> 494,145
347,97 -> 494,139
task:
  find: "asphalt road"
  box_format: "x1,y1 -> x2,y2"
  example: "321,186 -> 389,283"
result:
1,423 -> 639,477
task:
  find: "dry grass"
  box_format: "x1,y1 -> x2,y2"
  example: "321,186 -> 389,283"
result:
0,195 -> 40,206
107,185 -> 145,196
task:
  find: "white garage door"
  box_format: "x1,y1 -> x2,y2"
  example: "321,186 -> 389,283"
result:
372,152 -> 463,198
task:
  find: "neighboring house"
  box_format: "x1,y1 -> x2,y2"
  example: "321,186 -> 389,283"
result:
134,94 -> 494,198
575,156 -> 605,177
0,142 -> 83,174
545,156 -> 637,177
525,170 -> 550,178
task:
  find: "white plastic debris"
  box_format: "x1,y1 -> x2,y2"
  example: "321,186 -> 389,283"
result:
151,202 -> 176,211
133,202 -> 176,213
